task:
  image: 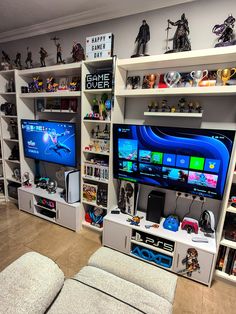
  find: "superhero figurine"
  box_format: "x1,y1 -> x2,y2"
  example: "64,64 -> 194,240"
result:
39,47 -> 48,67
25,47 -> 33,68
132,20 -> 150,57
71,42 -> 85,62
14,52 -> 22,69
178,248 -> 200,277
51,36 -> 65,64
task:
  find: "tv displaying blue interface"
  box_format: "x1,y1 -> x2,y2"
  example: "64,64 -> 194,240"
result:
21,120 -> 76,167
113,124 -> 235,200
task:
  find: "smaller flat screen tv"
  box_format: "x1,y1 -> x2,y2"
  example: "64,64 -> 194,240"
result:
113,124 -> 235,200
21,120 -> 77,167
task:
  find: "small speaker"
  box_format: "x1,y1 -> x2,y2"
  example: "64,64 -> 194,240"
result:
146,190 -> 165,223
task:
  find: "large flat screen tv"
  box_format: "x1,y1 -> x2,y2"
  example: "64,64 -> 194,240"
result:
113,124 -> 235,200
21,120 -> 77,167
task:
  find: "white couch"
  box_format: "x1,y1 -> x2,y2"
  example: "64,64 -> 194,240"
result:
0,247 -> 178,314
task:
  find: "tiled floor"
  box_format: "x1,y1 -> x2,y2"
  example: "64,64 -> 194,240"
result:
0,202 -> 235,313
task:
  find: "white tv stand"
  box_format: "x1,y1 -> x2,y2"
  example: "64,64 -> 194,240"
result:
103,210 -> 217,286
18,185 -> 82,231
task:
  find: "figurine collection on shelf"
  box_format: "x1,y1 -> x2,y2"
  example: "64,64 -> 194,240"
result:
21,75 -> 81,94
36,98 -> 78,113
84,93 -> 112,121
147,98 -> 203,114
1,13 -> 236,72
84,157 -> 109,182
88,124 -> 110,153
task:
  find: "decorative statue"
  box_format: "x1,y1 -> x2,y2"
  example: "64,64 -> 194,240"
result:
166,13 -> 191,53
132,20 -> 150,57
212,15 -> 236,47
25,47 -> 33,68
71,42 -> 85,62
39,47 -> 48,67
2,50 -> 11,64
14,52 -> 22,69
51,36 -> 65,64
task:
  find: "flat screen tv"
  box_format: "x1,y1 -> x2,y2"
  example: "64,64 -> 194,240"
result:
113,124 -> 235,200
21,119 -> 77,167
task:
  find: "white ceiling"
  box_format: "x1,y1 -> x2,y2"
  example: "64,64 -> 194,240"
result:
0,0 -> 196,43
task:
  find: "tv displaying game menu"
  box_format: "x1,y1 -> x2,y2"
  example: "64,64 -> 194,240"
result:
113,124 -> 235,200
21,120 -> 76,167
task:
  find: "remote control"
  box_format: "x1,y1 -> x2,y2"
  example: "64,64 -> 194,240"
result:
192,237 -> 209,243
111,210 -> 120,214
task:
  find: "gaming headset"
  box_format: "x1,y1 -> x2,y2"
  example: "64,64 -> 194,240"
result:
199,210 -> 215,234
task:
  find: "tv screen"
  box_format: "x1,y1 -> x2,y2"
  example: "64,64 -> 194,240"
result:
113,124 -> 235,200
21,120 -> 77,167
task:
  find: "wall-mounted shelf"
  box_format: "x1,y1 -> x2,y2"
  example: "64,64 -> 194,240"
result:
82,175 -> 109,184
116,86 -> 236,97
20,91 -> 81,98
83,119 -> 111,124
144,112 -> 203,118
82,150 -> 110,156
83,88 -> 112,94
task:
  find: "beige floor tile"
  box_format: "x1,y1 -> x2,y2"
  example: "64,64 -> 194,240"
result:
173,277 -> 203,314
25,223 -> 81,260
56,234 -> 101,270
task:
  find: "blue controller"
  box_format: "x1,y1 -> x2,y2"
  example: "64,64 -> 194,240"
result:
163,215 -> 179,232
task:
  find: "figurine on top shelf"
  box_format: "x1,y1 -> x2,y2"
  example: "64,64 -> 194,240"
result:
14,52 -> 22,70
142,74 -> 157,89
212,15 -> 236,47
25,47 -> 33,69
71,42 -> 85,62
51,36 -> 65,64
178,98 -> 187,112
46,77 -> 59,92
160,99 -> 170,112
131,20 -> 150,58
165,13 -> 191,53
39,47 -> 48,67
1,50 -> 11,70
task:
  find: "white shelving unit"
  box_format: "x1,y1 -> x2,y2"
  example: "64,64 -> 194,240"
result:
0,69 -> 21,202
112,46 -> 236,286
81,57 -> 117,231
15,62 -> 82,184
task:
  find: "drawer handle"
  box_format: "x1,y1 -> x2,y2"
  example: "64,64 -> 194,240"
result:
56,210 -> 59,220
177,253 -> 180,267
29,200 -> 32,209
125,236 -> 127,248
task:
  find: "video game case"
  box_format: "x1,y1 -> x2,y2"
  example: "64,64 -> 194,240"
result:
225,248 -> 235,274
222,247 -> 230,272
218,246 -> 227,271
82,183 -> 97,204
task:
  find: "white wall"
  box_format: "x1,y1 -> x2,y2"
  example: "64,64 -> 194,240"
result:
1,0 -> 236,64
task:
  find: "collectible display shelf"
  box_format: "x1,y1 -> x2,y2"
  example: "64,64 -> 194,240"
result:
0,69 -> 22,202
19,91 -> 81,98
144,112 -> 203,118
113,46 -> 236,286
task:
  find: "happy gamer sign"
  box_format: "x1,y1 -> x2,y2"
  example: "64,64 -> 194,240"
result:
86,33 -> 113,59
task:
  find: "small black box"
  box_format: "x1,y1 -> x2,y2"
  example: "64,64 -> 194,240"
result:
146,190 -> 165,223
8,182 -> 20,199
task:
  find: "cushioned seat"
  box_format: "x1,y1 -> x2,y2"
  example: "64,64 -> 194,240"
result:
48,266 -> 172,314
0,252 -> 64,314
88,247 -> 177,304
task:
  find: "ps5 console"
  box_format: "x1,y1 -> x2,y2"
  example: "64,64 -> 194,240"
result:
65,170 -> 80,203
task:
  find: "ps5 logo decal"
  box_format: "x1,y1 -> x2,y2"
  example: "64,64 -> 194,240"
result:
132,231 -> 175,252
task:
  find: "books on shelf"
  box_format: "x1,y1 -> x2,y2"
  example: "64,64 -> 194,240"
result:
216,245 -> 236,276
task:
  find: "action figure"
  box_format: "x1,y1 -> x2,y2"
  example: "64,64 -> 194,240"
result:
212,15 -> 236,47
178,98 -> 186,112
25,47 -> 33,68
166,13 -> 191,53
2,50 -> 10,64
14,52 -> 22,69
45,129 -> 71,156
71,42 -> 85,62
179,248 -> 200,277
132,20 -> 150,57
46,77 -> 58,92
39,47 -> 48,67
127,215 -> 144,226
51,36 -> 65,64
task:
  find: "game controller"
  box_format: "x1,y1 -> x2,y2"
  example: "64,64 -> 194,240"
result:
181,217 -> 199,234
163,215 -> 179,232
